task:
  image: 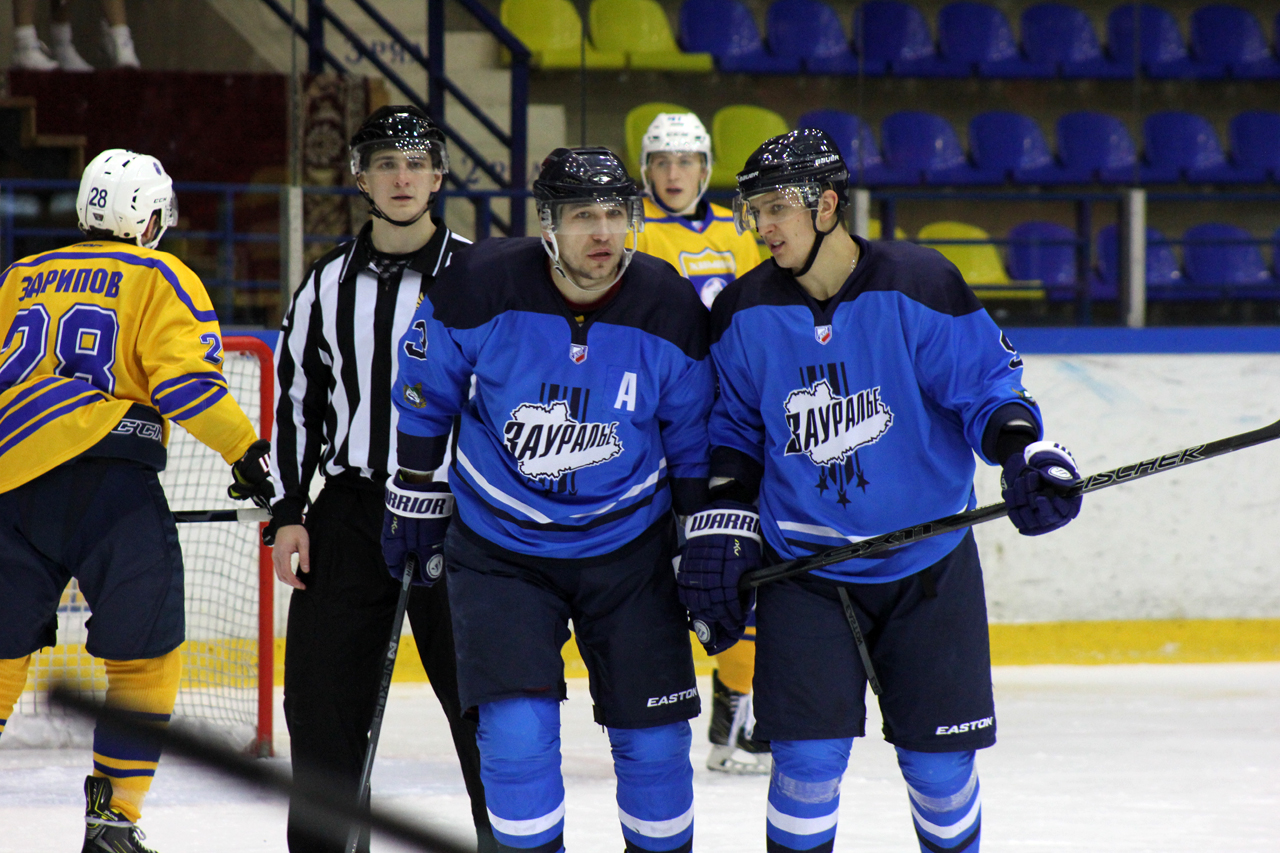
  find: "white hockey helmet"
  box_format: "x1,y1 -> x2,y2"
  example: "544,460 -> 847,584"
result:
639,113 -> 713,198
76,149 -> 178,250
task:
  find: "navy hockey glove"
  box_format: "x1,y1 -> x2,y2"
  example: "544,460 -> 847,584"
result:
381,475 -> 453,587
228,439 -> 275,509
1001,440 -> 1083,536
675,501 -> 762,655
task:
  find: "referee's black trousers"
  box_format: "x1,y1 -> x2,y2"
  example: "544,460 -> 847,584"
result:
283,480 -> 491,853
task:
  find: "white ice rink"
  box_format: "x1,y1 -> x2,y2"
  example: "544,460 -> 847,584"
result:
3,664 -> 1279,853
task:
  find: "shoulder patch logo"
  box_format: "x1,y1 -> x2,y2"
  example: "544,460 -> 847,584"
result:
403,383 -> 427,409
784,380 -> 893,466
815,325 -> 833,345
503,400 -> 623,479
570,343 -> 588,364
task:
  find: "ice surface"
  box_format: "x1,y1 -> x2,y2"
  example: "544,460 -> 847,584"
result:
2,664 -> 1278,852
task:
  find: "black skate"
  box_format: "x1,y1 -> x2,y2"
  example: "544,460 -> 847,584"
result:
82,776 -> 159,853
707,670 -> 771,775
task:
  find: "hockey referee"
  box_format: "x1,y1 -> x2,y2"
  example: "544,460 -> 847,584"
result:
265,106 -> 494,853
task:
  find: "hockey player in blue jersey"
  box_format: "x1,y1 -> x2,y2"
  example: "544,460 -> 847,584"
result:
384,147 -> 713,853
675,129 -> 1083,853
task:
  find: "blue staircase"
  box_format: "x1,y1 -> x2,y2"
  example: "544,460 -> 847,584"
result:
257,0 -> 531,235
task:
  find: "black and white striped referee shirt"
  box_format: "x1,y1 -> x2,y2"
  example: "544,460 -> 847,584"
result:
268,218 -> 470,525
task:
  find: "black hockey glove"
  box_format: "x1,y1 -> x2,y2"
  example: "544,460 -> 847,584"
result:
382,474 -> 453,587
1001,440 -> 1083,536
228,439 -> 275,509
675,500 -> 761,655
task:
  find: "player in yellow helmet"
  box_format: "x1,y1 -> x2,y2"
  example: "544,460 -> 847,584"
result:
0,149 -> 273,852
635,112 -> 762,311
634,113 -> 769,774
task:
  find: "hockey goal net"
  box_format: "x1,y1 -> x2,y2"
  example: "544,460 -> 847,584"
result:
8,335 -> 276,756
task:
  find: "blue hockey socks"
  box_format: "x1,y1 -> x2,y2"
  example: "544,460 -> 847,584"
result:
766,738 -> 852,853
896,748 -> 982,852
478,698 -> 565,853
608,722 -> 695,853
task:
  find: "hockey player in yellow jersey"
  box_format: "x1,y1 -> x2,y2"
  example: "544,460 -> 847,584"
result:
633,113 -> 769,774
0,149 -> 275,853
634,112 -> 761,310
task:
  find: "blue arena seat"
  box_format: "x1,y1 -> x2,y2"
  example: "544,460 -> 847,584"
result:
1274,227 -> 1280,280
937,1 -> 1054,77
767,0 -> 864,74
1108,3 -> 1221,79
1230,110 -> 1280,180
1183,223 -> 1272,286
1021,3 -> 1130,78
881,111 -> 999,185
856,0 -> 964,77
968,111 -> 1068,183
1143,111 -> 1268,183
679,0 -> 801,72
797,109 -> 906,185
1097,224 -> 1180,296
1056,111 -> 1139,183
1008,221 -> 1081,297
1190,5 -> 1280,80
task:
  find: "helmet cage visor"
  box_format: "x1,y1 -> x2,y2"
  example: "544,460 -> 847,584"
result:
539,197 -> 645,235
350,139 -> 449,177
733,183 -> 824,236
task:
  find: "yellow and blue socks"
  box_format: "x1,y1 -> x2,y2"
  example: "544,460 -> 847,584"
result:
92,649 -> 182,823
0,655 -> 33,741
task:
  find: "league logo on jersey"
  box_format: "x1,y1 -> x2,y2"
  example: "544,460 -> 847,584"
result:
783,379 -> 893,466
503,400 -> 623,480
570,343 -> 588,364
815,325 -> 833,345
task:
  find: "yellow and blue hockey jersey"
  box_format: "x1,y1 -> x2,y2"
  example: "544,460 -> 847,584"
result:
0,240 -> 258,493
635,197 -> 761,308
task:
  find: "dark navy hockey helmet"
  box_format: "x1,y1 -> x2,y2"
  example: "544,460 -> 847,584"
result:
534,147 -> 644,235
736,128 -> 848,198
734,129 -> 849,236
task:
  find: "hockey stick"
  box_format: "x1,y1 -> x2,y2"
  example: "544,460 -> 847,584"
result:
173,507 -> 271,523
741,415 -> 1280,591
48,684 -> 472,853
346,556 -> 416,853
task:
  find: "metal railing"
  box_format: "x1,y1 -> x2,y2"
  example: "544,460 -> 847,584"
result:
7,181 -> 1278,328
1,180 -> 535,320
256,0 -> 531,235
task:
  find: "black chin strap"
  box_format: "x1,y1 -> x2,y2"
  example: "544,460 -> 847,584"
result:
778,209 -> 840,278
360,188 -> 432,228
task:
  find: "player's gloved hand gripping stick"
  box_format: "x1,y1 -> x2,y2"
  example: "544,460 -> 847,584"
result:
675,500 -> 762,654
172,440 -> 277,523
227,438 -> 276,508
381,474 -> 453,586
740,416 -> 1280,591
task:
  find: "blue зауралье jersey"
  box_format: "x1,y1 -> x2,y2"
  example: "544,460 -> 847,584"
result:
709,237 -> 1043,582
393,237 -> 714,560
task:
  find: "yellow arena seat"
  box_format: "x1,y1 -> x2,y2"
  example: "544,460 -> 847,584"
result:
501,0 -> 626,69
709,105 -> 790,189
625,101 -> 694,171
916,221 -> 1010,285
591,0 -> 715,71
